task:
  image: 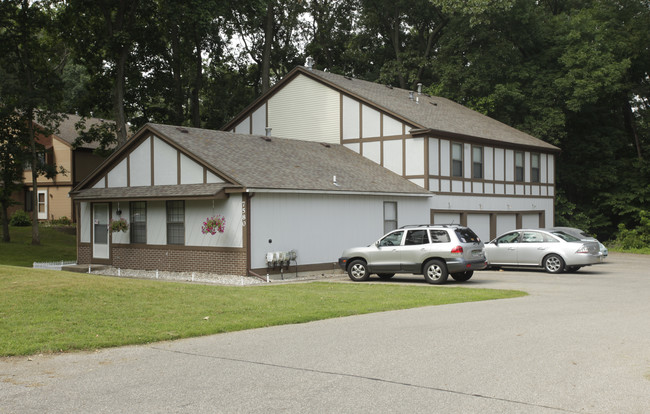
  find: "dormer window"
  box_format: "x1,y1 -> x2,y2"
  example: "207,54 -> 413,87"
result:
452,143 -> 463,177
515,151 -> 524,182
531,153 -> 540,183
472,146 -> 483,179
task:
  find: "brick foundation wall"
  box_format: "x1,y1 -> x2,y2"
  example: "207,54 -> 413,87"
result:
111,246 -> 247,275
78,245 -> 91,264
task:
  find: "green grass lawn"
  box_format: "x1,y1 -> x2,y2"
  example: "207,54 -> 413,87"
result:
0,225 -> 77,267
0,265 -> 527,357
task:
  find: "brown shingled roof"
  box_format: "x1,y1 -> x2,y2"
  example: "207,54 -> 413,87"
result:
224,66 -> 559,152
149,123 -> 430,195
48,114 -> 114,150
71,123 -> 431,199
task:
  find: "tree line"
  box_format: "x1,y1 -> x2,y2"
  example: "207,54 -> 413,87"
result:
1,0 -> 649,245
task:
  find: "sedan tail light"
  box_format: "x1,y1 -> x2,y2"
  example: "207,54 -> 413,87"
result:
576,245 -> 590,254
451,245 -> 464,254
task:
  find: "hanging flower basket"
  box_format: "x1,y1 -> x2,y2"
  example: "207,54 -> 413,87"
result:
110,218 -> 129,233
202,215 -> 226,235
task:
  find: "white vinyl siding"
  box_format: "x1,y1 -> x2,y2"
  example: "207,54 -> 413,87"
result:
405,138 -> 424,176
107,158 -> 127,188
363,141 -> 381,164
180,153 -> 203,184
130,137 -> 151,187
184,196 -> 243,248
362,105 -> 381,138
428,138 -> 439,176
383,115 -> 403,137
383,140 -> 403,175
251,104 -> 266,135
153,137 -> 177,185
342,95 -> 360,140
268,74 -> 340,144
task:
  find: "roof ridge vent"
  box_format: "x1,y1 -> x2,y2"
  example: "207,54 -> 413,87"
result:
176,127 -> 189,133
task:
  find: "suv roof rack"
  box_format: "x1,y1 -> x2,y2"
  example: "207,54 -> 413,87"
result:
399,224 -> 462,229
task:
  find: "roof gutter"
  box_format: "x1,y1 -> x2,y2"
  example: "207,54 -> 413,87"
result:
243,188 -> 431,197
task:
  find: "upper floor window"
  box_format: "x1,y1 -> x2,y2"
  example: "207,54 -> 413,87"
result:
384,201 -> 397,234
531,153 -> 540,183
130,201 -> 147,244
23,151 -> 49,171
452,143 -> 463,177
472,146 -> 483,179
166,200 -> 185,245
515,151 -> 524,182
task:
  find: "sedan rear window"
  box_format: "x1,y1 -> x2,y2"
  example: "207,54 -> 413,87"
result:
455,228 -> 481,243
551,231 -> 581,242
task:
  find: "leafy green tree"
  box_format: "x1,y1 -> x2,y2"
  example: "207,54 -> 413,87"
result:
60,0 -> 155,144
0,0 -> 66,245
0,110 -> 29,242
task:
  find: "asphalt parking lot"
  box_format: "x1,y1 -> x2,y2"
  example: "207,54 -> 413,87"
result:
1,253 -> 649,413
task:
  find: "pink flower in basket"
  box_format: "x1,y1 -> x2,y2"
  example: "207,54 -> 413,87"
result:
201,215 -> 226,235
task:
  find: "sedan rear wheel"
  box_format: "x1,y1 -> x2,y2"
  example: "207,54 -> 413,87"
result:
543,254 -> 565,274
347,260 -> 370,281
423,260 -> 448,284
451,271 -> 474,282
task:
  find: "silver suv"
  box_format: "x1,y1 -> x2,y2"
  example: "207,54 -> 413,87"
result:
338,225 -> 487,284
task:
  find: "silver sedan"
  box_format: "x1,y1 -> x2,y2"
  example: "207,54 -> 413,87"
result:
485,229 -> 604,273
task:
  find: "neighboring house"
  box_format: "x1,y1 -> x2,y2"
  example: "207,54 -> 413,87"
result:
69,123 -> 431,275
15,114 -> 111,222
223,65 -> 561,241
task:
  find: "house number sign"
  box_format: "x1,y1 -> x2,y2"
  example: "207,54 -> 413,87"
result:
241,201 -> 246,227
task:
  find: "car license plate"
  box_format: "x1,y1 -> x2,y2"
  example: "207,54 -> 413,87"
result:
472,250 -> 483,257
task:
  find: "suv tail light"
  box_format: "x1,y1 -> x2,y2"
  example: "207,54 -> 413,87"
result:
451,245 -> 463,254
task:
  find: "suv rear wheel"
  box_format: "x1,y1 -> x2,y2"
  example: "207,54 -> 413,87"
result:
423,259 -> 448,284
451,271 -> 474,282
347,259 -> 370,281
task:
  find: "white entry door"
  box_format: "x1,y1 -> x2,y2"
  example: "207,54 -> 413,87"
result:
93,203 -> 110,259
37,189 -> 48,220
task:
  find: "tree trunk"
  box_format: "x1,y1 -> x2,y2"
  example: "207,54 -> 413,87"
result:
261,1 -> 274,93
28,112 -> 40,245
191,41 -> 202,128
114,47 -> 128,145
171,29 -> 184,125
1,204 -> 9,243
390,13 -> 406,89
623,99 -> 642,160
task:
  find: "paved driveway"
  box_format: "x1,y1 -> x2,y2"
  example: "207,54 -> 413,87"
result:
1,253 -> 649,413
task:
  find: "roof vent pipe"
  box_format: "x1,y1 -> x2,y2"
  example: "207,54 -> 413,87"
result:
417,83 -> 423,95
265,127 -> 272,137
409,91 -> 414,101
305,56 -> 314,70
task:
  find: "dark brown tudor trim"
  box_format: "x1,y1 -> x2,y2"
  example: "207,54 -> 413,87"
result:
150,135 -> 155,186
